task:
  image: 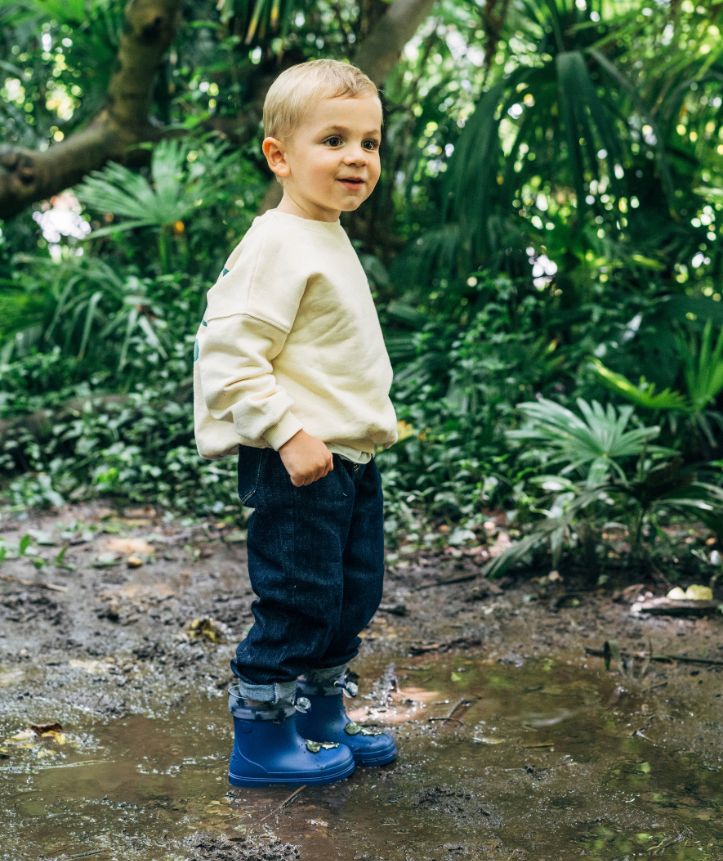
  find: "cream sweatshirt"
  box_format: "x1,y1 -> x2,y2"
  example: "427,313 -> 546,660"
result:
193,209 -> 398,461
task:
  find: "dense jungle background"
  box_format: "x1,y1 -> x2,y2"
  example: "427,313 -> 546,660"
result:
1,0 -> 722,584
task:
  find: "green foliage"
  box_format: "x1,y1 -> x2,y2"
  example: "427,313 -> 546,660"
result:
508,398 -> 667,484
386,0 -> 721,297
590,359 -> 689,412
680,321 -> 723,415
591,318 -> 723,450
486,396 -> 723,577
77,138 -> 231,235
217,0 -> 306,45
1,254 -> 175,374
0,342 -> 235,516
76,136 -> 247,272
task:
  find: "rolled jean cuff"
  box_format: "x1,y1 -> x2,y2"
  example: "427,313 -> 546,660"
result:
303,663 -> 347,685
299,663 -> 355,696
234,676 -> 298,705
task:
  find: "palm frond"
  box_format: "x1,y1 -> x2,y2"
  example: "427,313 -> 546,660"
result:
679,321 -> 723,414
590,358 -> 689,412
76,137 -> 241,237
508,397 -> 664,483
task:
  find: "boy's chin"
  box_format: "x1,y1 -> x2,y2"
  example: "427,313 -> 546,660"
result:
339,199 -> 367,212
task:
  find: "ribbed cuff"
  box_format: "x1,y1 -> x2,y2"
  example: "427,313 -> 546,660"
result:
298,664 -> 359,697
264,412 -> 304,451
232,677 -> 299,705
228,684 -> 306,720
304,664 -> 347,686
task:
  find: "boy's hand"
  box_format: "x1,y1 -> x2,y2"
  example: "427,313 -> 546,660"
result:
278,429 -> 333,486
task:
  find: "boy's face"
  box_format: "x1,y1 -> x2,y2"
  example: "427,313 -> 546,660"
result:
263,95 -> 382,222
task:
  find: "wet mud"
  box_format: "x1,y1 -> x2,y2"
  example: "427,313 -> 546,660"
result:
1,502 -> 721,860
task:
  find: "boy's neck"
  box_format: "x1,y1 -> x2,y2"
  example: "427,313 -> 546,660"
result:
276,192 -> 340,223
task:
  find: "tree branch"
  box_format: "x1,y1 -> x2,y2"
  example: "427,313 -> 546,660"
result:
0,0 -> 182,219
0,0 -> 438,221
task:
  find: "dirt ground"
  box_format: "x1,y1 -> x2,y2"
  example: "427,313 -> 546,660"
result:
0,501 -> 721,861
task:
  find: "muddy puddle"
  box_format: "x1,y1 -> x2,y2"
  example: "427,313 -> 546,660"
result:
2,653 -> 720,860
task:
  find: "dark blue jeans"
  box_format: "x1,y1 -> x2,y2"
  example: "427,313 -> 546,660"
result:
230,445 -> 385,699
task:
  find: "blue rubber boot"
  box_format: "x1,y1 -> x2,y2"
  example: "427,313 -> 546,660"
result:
296,668 -> 397,767
228,685 -> 356,787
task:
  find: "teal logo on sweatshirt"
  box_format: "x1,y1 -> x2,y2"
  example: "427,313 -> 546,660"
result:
194,308 -> 209,362
193,268 -> 227,361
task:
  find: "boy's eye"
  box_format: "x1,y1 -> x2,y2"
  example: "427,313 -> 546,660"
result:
362,139 -> 380,151
324,135 -> 343,147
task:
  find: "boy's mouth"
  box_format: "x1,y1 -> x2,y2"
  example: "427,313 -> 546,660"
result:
337,178 -> 365,189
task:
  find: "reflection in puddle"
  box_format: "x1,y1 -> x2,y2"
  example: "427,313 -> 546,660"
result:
1,655 -> 720,860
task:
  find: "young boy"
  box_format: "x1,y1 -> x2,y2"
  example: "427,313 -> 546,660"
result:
193,59 -> 398,787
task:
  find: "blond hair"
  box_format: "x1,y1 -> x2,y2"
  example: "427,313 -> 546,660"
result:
263,59 -> 380,140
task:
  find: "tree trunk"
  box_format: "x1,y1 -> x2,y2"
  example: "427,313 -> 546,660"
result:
354,0 -> 437,85
0,0 -> 183,219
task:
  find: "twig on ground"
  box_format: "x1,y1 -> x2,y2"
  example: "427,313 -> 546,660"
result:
415,574 -> 479,591
585,646 -> 723,667
0,573 -> 68,592
428,696 -> 475,725
257,784 -> 307,823
62,850 -> 105,860
632,596 -> 719,616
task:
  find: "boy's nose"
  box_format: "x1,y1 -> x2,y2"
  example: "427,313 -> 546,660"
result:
343,145 -> 368,164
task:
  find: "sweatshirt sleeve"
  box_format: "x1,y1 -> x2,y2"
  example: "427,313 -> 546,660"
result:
195,232 -> 307,450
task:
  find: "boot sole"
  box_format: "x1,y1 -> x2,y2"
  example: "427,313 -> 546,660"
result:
228,757 -> 356,787
356,747 -> 398,767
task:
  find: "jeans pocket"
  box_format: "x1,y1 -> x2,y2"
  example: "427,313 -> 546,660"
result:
237,445 -> 267,507
290,457 -> 350,498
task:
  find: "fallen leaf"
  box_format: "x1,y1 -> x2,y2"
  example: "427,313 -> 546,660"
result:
684,584 -> 713,601
36,748 -> 60,758
106,537 -> 154,556
43,729 -> 66,745
30,722 -> 63,735
666,584 -> 713,601
8,729 -> 36,743
187,617 -> 225,643
7,724 -> 68,746
93,553 -> 122,568
26,529 -> 58,546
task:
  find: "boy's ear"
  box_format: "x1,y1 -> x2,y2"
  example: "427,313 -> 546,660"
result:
262,137 -> 290,178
